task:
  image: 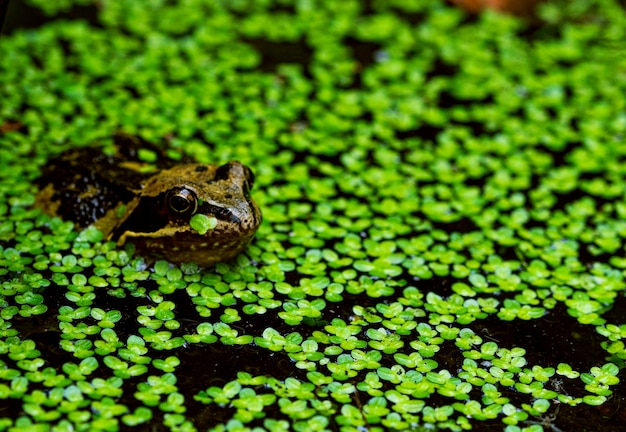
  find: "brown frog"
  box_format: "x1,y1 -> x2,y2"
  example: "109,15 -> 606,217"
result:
35,133 -> 262,266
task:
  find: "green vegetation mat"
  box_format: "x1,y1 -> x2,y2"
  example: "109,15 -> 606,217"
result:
2,0 -> 626,430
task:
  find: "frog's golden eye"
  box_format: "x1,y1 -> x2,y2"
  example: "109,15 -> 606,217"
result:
166,187 -> 197,215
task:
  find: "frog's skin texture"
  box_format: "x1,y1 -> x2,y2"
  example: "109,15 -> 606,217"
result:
35,134 -> 262,266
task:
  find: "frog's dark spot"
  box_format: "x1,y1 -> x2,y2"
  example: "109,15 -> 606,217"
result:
45,172 -> 134,227
204,204 -> 241,224
214,163 -> 233,182
242,181 -> 252,201
244,166 -> 255,188
241,181 -> 260,225
195,166 -> 208,172
224,193 -> 233,199
112,195 -> 170,236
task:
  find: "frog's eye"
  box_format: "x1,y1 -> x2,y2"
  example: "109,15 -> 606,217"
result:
166,187 -> 198,215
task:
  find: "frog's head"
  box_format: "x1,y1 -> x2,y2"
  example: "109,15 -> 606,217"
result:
111,161 -> 262,266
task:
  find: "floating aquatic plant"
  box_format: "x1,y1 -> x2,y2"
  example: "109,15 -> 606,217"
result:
2,0 -> 626,430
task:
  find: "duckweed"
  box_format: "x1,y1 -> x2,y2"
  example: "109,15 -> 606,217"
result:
2,0 -> 626,430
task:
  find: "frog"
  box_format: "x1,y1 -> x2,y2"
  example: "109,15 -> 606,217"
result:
35,133 -> 262,266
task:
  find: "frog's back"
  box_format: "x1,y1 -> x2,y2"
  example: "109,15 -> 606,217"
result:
35,134 -> 166,228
